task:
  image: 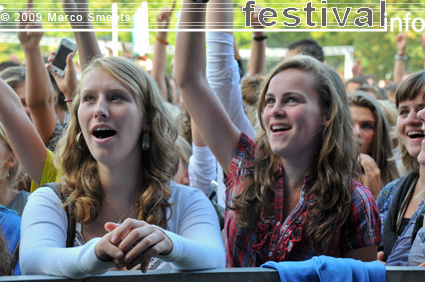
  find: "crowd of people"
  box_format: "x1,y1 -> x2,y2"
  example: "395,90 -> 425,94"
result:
1,0 -> 425,278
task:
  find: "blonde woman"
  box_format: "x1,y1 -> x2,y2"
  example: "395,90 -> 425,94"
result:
17,57 -> 224,278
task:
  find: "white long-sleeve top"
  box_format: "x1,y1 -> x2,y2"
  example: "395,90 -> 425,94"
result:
20,182 -> 225,279
189,32 -> 256,207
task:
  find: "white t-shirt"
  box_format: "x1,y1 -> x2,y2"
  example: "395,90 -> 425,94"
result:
189,32 -> 256,207
20,181 -> 225,278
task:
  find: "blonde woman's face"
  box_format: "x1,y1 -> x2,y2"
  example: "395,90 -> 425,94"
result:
77,69 -> 146,167
350,106 -> 376,155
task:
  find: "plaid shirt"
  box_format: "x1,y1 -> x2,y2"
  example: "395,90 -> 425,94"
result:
223,133 -> 381,267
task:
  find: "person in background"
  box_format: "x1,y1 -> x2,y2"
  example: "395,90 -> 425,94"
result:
376,71 -> 425,262
0,123 -> 29,216
0,205 -> 21,275
348,91 -> 399,199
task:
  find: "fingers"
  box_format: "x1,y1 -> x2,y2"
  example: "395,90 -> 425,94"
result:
359,153 -> 379,171
65,52 -> 76,72
95,233 -> 125,265
110,218 -> 142,245
105,222 -> 120,233
111,219 -> 173,268
121,231 -> 162,262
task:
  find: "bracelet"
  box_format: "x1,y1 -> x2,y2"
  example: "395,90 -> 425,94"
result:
395,54 -> 408,62
64,98 -> 73,102
253,35 -> 268,42
156,36 -> 168,45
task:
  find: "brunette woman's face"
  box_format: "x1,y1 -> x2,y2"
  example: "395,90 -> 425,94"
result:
262,69 -> 326,163
397,90 -> 425,159
350,106 -> 376,155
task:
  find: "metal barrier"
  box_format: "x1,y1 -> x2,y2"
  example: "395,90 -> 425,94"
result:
0,267 -> 425,282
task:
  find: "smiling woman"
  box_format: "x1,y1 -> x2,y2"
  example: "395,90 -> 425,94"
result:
19,56 -> 225,278
174,0 -> 381,267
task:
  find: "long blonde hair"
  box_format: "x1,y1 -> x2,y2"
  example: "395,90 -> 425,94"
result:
231,55 -> 360,254
54,57 -> 179,227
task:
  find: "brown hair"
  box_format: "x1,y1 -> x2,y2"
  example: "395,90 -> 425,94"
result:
395,71 -> 425,172
231,55 -> 359,254
348,91 -> 399,187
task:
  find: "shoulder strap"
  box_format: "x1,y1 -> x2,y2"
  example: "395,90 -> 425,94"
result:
43,183 -> 76,247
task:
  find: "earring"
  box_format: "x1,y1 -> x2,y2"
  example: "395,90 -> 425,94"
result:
142,132 -> 150,151
75,132 -> 88,151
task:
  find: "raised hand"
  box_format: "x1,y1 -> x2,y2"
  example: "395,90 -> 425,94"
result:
359,153 -> 381,200
396,33 -> 408,55
17,0 -> 43,50
46,52 -> 78,101
157,1 -> 176,30
61,0 -> 90,26
351,59 -> 363,77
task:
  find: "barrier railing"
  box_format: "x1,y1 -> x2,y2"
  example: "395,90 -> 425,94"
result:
0,267 -> 424,282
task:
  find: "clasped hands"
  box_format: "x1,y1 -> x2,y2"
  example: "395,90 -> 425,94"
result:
95,219 -> 173,272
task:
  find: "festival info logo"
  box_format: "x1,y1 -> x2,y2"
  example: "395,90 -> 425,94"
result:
242,0 -> 425,33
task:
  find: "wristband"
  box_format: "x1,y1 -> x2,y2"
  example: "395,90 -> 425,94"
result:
253,35 -> 268,42
156,36 -> 168,45
64,98 -> 73,102
395,54 -> 408,62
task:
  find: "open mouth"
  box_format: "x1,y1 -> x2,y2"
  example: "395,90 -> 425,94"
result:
407,131 -> 425,139
271,124 -> 292,133
92,128 -> 117,139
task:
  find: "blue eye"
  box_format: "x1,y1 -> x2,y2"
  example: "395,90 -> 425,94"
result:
265,97 -> 275,105
83,95 -> 94,102
399,110 -> 408,117
112,95 -> 124,101
285,97 -> 298,104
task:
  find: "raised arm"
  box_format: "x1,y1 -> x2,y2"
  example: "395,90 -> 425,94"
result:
17,0 -> 57,144
61,0 -> 101,68
174,0 -> 240,174
245,4 -> 266,76
151,2 -> 175,102
393,33 -> 408,84
0,79 -> 47,186
206,0 -> 255,138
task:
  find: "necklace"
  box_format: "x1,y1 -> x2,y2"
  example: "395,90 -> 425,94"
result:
104,200 -> 139,224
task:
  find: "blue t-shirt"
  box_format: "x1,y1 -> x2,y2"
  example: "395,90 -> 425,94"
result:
0,205 -> 21,275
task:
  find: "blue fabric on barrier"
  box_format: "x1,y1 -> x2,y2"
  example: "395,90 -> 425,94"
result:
261,255 -> 386,282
